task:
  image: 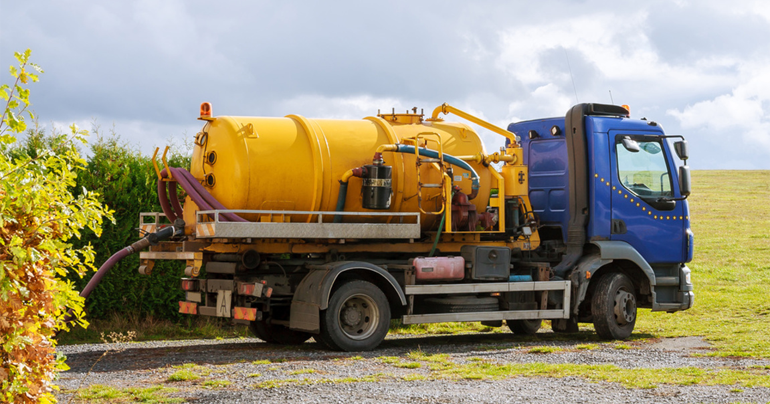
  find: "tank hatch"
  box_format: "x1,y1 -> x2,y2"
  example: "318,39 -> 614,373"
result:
377,107 -> 424,124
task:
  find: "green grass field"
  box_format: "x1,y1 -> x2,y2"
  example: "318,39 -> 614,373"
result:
635,170 -> 770,357
60,171 -> 770,358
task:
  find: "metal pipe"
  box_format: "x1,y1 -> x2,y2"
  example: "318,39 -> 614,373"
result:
375,144 -> 399,154
340,168 -> 356,184
394,145 -> 481,199
454,152 -> 516,165
428,103 -> 519,145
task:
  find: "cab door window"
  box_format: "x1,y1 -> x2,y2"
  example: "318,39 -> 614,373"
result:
616,138 -> 673,198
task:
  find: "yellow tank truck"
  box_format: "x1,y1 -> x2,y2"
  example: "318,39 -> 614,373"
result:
75,102 -> 694,351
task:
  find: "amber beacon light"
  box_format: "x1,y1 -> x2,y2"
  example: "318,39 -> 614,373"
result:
199,102 -> 213,120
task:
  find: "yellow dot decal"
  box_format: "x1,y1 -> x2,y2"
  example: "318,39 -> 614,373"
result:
660,216 -> 664,220
636,203 -> 640,207
686,216 -> 689,220
654,215 -> 658,219
666,216 -> 670,220
618,190 -> 622,194
624,194 -> 628,198
680,216 -> 683,220
606,182 -> 610,186
612,186 -> 616,190
601,178 -> 604,182
648,211 -> 652,215
642,207 -> 646,211
595,174 -> 599,177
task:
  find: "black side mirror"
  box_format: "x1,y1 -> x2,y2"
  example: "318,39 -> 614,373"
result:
621,137 -> 640,152
674,140 -> 688,161
679,165 -> 691,197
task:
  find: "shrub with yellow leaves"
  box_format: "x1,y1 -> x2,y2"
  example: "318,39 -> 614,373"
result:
0,49 -> 113,403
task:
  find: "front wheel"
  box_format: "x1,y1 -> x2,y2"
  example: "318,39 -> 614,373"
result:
320,280 -> 391,352
591,272 -> 637,339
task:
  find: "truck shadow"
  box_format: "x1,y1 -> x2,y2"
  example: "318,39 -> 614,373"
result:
61,330 -> 655,374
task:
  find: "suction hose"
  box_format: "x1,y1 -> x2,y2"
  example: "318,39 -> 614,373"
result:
158,167 -> 247,222
64,167 -> 247,330
61,223 -> 183,329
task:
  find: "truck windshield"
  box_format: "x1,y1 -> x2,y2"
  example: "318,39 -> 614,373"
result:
616,139 -> 673,197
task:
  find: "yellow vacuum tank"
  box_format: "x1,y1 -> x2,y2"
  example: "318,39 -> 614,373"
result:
186,112 -> 492,230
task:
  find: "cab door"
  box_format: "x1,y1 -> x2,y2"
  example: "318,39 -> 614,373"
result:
608,132 -> 685,264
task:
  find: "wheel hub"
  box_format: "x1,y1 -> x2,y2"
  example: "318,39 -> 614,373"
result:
338,294 -> 379,340
614,290 -> 636,325
341,306 -> 362,326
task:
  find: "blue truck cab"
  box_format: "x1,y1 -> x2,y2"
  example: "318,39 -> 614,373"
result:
508,103 -> 694,338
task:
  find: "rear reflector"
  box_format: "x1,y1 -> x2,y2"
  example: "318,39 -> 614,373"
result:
237,282 -> 266,297
179,301 -> 198,315
233,307 -> 257,321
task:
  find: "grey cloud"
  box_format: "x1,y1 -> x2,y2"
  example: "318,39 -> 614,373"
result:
2,0 -> 770,168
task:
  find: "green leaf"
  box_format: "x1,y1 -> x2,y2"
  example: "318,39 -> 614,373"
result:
29,63 -> 44,74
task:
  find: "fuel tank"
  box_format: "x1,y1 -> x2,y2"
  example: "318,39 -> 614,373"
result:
185,112 -> 492,230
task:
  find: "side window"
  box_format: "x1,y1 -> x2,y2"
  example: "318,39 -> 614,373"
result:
616,139 -> 673,198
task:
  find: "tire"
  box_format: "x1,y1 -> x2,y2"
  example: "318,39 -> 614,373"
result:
591,272 -> 637,340
507,319 -> 542,335
551,317 -> 579,333
249,320 -> 274,343
320,280 -> 391,352
249,320 -> 312,345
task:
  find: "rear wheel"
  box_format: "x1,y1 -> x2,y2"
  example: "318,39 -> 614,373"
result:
249,320 -> 312,345
507,319 -> 542,335
591,272 -> 637,339
320,280 -> 390,352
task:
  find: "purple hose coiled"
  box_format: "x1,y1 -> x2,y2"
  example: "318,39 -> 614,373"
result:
158,167 -> 247,222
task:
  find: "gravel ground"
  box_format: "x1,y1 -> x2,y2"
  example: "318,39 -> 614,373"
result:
56,332 -> 770,404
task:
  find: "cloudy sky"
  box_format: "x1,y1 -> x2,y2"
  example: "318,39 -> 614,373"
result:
2,0 -> 769,169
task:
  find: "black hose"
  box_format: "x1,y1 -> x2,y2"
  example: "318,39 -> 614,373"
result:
333,181 -> 349,223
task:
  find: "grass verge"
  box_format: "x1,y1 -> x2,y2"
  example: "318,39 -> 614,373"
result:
634,170 -> 770,357
57,312 -> 250,345
74,384 -> 182,403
